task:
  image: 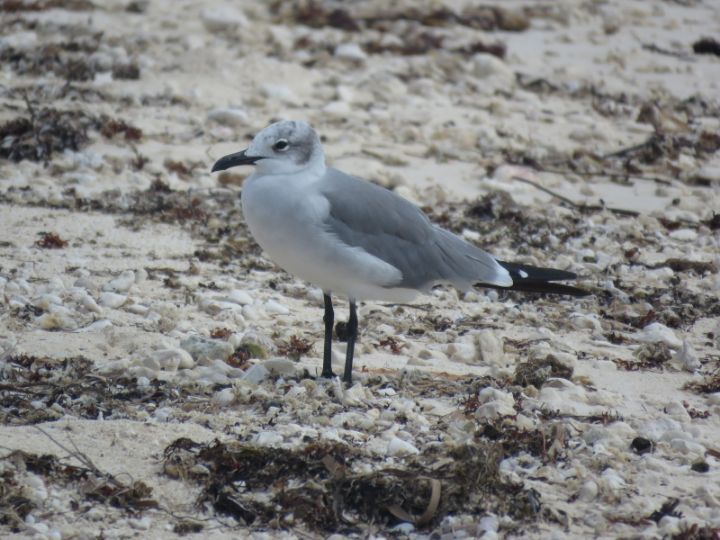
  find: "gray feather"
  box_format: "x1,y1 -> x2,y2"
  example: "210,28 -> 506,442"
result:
318,168 -> 507,291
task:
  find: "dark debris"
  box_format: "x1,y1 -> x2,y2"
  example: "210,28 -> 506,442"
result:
0,449 -> 157,531
0,31 -> 140,82
649,498 -> 682,523
378,336 -> 405,355
35,231 -> 68,249
684,372 -> 720,395
692,37 -> 720,56
671,523 -> 720,540
1,0 -> 93,11
277,335 -> 313,361
0,102 -> 143,163
514,355 -> 574,388
99,117 -> 143,141
209,327 -> 233,340
0,354 -> 193,425
425,190 -> 588,254
0,105 -> 95,162
162,437 -> 540,532
273,1 -> 529,34
630,437 -> 654,455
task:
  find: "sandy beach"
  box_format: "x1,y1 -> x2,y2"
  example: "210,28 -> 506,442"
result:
1,1 -> 720,538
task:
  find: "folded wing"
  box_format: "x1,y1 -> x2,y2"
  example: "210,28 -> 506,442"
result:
319,169 -> 513,291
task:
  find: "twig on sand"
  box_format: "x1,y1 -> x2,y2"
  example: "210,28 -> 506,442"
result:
601,139 -> 657,160
538,166 -> 674,186
34,425 -> 101,472
510,176 -> 640,217
641,43 -> 694,60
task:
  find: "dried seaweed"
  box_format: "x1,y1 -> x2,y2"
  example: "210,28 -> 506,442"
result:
0,97 -> 143,163
272,1 -> 529,33
612,343 -> 673,372
162,437 -> 541,532
423,190 -> 587,261
0,103 -> 95,162
276,335 -> 313,360
0,32 -> 140,82
649,498 -> 682,522
1,0 -> 93,11
99,117 -> 143,141
35,231 -> 68,248
479,422 -> 567,463
364,32 -> 505,59
684,372 -> 720,395
209,327 -> 233,340
0,449 -> 157,527
0,354 -> 195,426
378,336 -> 404,354
672,523 -> 720,540
514,356 -> 573,388
0,467 -> 35,530
112,62 -> 141,80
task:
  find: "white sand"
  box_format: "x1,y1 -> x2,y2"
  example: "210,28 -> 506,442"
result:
1,1 -> 720,538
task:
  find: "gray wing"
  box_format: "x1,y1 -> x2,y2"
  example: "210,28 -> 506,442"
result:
318,168 -> 512,291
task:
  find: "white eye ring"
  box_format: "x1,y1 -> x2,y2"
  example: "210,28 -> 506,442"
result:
273,139 -> 290,152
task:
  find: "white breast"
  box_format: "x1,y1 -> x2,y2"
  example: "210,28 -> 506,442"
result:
241,174 -> 416,302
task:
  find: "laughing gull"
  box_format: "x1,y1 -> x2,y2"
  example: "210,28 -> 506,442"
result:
212,120 -> 588,384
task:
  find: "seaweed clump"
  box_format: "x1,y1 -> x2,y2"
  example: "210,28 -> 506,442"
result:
0,104 -> 95,162
163,437 -> 542,534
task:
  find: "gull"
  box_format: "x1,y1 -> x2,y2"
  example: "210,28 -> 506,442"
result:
212,120 -> 588,384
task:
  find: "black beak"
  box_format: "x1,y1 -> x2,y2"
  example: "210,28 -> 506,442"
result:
211,149 -> 262,172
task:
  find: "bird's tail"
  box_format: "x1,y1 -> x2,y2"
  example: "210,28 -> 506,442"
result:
488,260 -> 590,297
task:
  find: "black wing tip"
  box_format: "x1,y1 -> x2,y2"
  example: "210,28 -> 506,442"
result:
497,260 -> 578,282
493,260 -> 590,297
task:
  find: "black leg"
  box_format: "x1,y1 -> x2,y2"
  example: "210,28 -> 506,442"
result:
343,300 -> 358,385
321,293 -> 334,378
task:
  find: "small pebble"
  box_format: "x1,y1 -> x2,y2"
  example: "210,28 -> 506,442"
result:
180,335 -> 234,362
577,479 -> 599,502
636,322 -> 682,348
73,289 -> 102,313
207,107 -> 248,127
387,436 -> 419,457
262,358 -> 297,377
225,289 -> 253,305
673,341 -> 701,371
630,437 -> 654,455
104,270 -> 135,292
446,341 -> 477,364
213,387 -> 236,406
390,523 -> 415,534
75,319 -> 113,333
37,311 -> 78,331
668,229 -> 697,241
201,5 -> 248,33
264,299 -> 289,315
242,363 -> 270,385
334,43 -> 367,62
255,431 -> 284,446
475,329 -> 504,365
152,348 -> 195,370
260,83 -> 299,104
128,516 -> 152,530
99,292 -> 127,308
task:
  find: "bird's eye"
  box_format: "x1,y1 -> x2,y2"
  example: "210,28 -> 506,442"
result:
273,139 -> 289,152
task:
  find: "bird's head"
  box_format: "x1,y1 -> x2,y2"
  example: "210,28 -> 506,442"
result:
211,120 -> 325,176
